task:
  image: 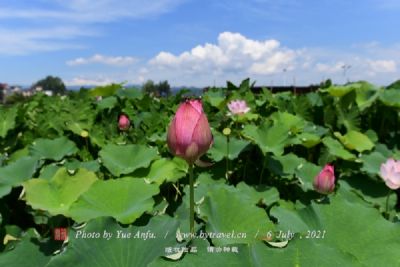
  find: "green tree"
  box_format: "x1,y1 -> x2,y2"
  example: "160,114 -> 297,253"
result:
157,80 -> 171,97
33,75 -> 66,95
320,79 -> 332,89
142,80 -> 156,95
142,80 -> 171,97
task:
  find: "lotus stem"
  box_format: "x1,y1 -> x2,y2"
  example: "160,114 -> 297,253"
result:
385,189 -> 391,219
189,164 -> 194,234
226,135 -> 230,179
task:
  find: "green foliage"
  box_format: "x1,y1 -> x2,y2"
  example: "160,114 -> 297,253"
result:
23,168 -> 98,215
68,177 -> 159,224
0,79 -> 399,265
0,106 -> 17,138
99,144 -> 158,176
48,216 -> 179,267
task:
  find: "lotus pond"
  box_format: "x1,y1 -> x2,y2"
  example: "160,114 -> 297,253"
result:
0,79 -> 399,266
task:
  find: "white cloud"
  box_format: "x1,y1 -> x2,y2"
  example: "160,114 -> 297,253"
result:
144,35 -> 400,86
367,59 -> 397,73
249,51 -> 297,74
66,54 -> 137,66
150,32 -> 298,75
315,62 -> 346,74
60,37 -> 400,87
66,76 -> 116,86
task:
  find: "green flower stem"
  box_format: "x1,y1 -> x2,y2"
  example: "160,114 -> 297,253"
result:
189,164 -> 195,235
385,189 -> 391,219
235,121 -> 242,139
226,135 -> 230,179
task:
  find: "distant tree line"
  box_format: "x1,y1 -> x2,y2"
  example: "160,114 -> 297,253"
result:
33,75 -> 66,94
142,80 -> 171,97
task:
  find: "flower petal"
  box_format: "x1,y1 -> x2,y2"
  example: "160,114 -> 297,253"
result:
173,101 -> 201,147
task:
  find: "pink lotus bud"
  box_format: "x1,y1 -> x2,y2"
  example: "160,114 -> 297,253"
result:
118,114 -> 130,131
227,100 -> 250,115
380,158 -> 400,190
167,99 -> 213,164
313,164 -> 335,194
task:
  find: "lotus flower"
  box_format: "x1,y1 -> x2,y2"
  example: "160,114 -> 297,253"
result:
380,158 -> 400,190
227,100 -> 250,115
167,99 -> 213,164
313,164 -> 335,194
118,114 -> 130,131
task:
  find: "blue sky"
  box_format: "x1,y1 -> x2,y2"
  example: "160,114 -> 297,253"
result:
1,0 -> 399,87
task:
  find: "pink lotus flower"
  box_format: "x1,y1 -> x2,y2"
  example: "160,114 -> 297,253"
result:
118,114 -> 130,131
313,164 -> 335,194
380,158 -> 400,190
227,100 -> 250,115
167,99 -> 213,164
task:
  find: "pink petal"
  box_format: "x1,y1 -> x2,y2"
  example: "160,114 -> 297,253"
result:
385,179 -> 400,190
173,101 -> 201,146
188,99 -> 203,114
191,113 -> 213,154
167,118 -> 181,156
380,163 -> 389,180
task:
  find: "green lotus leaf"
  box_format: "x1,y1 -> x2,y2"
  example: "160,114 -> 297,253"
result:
203,90 -> 225,108
270,189 -> 400,266
0,106 -> 18,138
0,229 -> 55,267
360,151 -> 388,176
68,177 -> 159,224
29,137 -> 78,161
324,84 -> 359,97
243,112 -> 306,156
379,89 -> 400,108
0,156 -> 39,198
235,182 -> 280,206
355,84 -> 380,111
208,131 -> 249,161
96,96 -> 117,110
47,216 -> 179,267
138,157 -> 188,184
322,137 -> 356,160
199,184 -> 274,246
23,168 -> 97,215
243,122 -> 290,156
334,130 -> 374,152
293,132 -> 322,148
99,144 -> 158,176
89,83 -> 123,97
270,153 -> 321,190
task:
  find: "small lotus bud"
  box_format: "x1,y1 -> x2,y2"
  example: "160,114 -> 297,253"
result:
118,114 -> 130,131
313,164 -> 335,194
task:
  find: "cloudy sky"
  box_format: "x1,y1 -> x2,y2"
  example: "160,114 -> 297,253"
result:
1,0 -> 399,87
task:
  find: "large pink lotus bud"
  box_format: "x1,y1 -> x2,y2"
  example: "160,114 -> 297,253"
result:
313,164 -> 335,194
118,114 -> 130,131
167,99 -> 213,164
380,158 -> 400,190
